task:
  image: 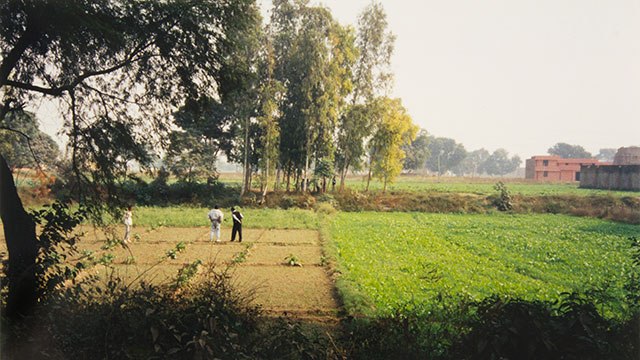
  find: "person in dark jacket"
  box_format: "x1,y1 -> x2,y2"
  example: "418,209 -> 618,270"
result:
230,207 -> 243,242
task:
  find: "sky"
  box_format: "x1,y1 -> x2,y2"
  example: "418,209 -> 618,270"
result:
32,1 -> 640,161
260,0 -> 640,159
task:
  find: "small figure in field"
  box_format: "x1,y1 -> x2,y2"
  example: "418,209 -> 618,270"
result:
123,206 -> 133,244
230,207 -> 243,242
208,205 -> 224,242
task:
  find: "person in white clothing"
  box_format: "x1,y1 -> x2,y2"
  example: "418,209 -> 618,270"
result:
123,206 -> 133,244
207,205 -> 224,242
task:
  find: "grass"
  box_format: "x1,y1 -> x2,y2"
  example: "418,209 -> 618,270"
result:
132,206 -> 319,229
329,212 -> 639,318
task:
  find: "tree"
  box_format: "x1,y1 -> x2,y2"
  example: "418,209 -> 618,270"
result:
0,0 -> 258,324
548,143 -> 592,158
271,0 -> 354,191
165,97 -> 236,183
215,4 -> 263,196
335,103 -> 372,189
452,148 -> 490,177
351,1 -> 395,104
425,136 -> 467,175
402,129 -> 430,173
254,37 -> 283,197
345,1 -> 397,191
482,149 -> 521,176
369,98 -> 418,192
596,148 -> 617,162
0,110 -> 60,170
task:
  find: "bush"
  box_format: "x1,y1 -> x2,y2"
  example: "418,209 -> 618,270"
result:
455,294 -> 636,360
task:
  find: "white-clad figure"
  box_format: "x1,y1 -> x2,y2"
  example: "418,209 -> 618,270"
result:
123,206 -> 133,244
207,205 -> 224,242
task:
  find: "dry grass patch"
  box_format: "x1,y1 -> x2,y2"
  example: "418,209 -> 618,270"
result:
245,244 -> 323,266
253,229 -> 319,245
232,266 -> 337,312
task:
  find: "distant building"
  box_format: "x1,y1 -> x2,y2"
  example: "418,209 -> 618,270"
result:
580,147 -> 640,191
525,156 -> 603,182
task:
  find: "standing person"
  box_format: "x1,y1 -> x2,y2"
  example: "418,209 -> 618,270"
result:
230,207 -> 243,242
207,205 -> 224,242
123,206 -> 133,244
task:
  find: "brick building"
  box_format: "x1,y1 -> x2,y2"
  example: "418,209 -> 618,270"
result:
525,156 -> 602,181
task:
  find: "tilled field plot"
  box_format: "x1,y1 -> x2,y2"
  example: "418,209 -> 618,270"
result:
0,225 -> 338,320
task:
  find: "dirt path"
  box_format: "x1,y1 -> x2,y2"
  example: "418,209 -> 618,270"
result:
11,226 -> 341,323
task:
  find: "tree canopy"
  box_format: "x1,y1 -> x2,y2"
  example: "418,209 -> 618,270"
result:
0,111 -> 60,170
1,0 -> 259,209
548,143 -> 592,159
425,136 -> 467,175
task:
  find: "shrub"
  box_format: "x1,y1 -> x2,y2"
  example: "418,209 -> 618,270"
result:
315,202 -> 337,215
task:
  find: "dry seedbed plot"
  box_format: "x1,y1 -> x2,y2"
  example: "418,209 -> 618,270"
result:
0,225 -> 338,320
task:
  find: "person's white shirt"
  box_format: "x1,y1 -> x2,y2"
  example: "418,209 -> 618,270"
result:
208,208 -> 224,227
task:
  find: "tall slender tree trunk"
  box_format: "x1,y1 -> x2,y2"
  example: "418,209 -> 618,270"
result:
339,157 -> 349,191
285,169 -> 291,192
0,154 -> 38,321
261,153 -> 269,199
365,157 -> 373,192
241,117 -> 251,196
303,151 -> 310,192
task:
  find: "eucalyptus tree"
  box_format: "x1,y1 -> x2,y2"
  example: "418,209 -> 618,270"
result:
254,37 -> 283,196
369,97 -> 417,192
338,1 -> 396,190
271,0 -> 354,191
0,0 -> 258,322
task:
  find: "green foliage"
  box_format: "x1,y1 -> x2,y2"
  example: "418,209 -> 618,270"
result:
232,245 -> 252,264
330,212 -> 637,318
369,97 -> 418,192
0,111 -> 61,170
132,206 -> 319,230
1,0 -> 261,224
452,148 -> 490,176
482,149 -> 521,176
30,201 -> 87,300
425,136 -> 467,175
284,254 -> 302,267
165,242 -> 186,260
457,294 -> 634,359
174,259 -> 202,288
119,178 -> 231,207
492,181 -> 513,211
402,129 -> 430,172
548,142 -> 593,158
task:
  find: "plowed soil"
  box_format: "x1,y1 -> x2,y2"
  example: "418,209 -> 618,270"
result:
0,225 -> 339,322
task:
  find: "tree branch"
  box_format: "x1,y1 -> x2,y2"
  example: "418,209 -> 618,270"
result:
4,40 -> 156,97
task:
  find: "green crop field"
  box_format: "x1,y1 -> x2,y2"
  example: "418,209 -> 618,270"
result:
329,212 -> 640,317
342,175 -> 637,196
133,206 -> 319,229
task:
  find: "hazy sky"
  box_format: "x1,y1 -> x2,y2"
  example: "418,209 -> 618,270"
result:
261,0 -> 640,158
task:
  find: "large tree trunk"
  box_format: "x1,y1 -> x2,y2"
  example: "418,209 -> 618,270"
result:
0,154 -> 38,321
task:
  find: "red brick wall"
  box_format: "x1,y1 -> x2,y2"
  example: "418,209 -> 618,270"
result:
525,156 -> 601,181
